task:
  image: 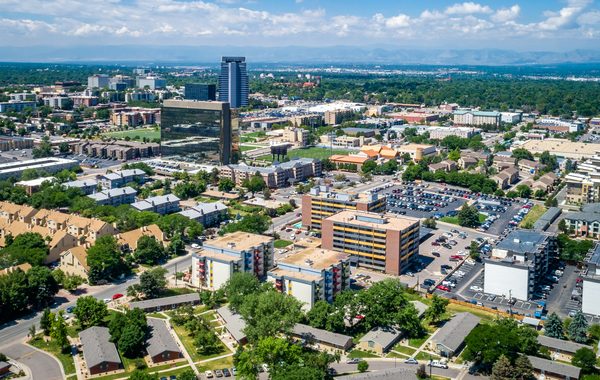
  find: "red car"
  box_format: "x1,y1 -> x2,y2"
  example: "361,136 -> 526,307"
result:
112,293 -> 124,300
431,241 -> 440,246
436,285 -> 450,292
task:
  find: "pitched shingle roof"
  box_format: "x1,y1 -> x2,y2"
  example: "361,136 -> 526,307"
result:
432,312 -> 480,353
527,355 -> 581,379
79,326 -> 121,369
359,326 -> 402,351
292,323 -> 353,349
146,318 -> 181,358
537,335 -> 592,354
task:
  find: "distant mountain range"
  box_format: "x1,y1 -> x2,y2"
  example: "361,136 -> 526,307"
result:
2,45 -> 600,66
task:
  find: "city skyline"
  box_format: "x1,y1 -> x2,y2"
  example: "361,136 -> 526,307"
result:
0,0 -> 599,55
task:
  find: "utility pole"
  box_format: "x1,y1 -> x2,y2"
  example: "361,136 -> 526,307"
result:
508,289 -> 513,316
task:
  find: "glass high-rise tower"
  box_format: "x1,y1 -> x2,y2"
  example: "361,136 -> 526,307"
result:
218,56 -> 248,108
161,100 -> 239,165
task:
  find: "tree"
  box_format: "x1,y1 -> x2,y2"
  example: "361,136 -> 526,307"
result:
128,370 -> 157,380
40,308 -> 53,335
134,235 -> 166,265
223,273 -> 262,313
242,173 -> 266,195
361,160 -> 377,174
3,232 -> 49,266
469,241 -> 481,260
220,214 -> 271,235
358,361 -> 369,373
51,312 -> 69,350
239,289 -> 303,344
416,364 -> 427,379
516,184 -> 532,199
167,233 -> 186,256
458,204 -> 480,228
58,142 -> 70,154
26,266 -> 59,308
74,296 -> 108,329
422,218 -> 437,229
544,312 -> 564,339
511,148 -> 534,161
558,219 -> 568,233
109,308 -> 148,357
491,355 -> 513,380
119,323 -> 146,357
29,324 -> 36,338
128,267 -> 167,300
32,136 -> 53,158
425,295 -> 448,324
62,274 -> 85,292
87,236 -> 127,284
463,322 -> 522,372
218,178 -> 235,192
568,310 -> 589,343
572,347 -> 596,373
448,148 -> 461,161
178,369 -> 197,380
514,355 -> 534,380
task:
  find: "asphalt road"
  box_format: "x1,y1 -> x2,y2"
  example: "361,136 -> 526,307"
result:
331,359 -> 461,378
2,343 -> 63,380
0,254 -> 192,362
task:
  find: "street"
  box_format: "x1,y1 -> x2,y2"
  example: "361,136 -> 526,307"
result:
331,359 -> 462,378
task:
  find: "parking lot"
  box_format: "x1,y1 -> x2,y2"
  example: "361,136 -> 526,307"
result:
380,184 -> 526,236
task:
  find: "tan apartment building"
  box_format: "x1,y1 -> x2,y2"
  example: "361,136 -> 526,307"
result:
301,186 -> 387,231
321,210 -> 420,275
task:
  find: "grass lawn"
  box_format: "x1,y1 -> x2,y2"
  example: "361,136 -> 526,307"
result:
519,204 -> 547,228
102,127 -> 160,141
240,145 -> 261,151
440,214 -> 486,226
159,287 -> 196,297
408,335 -> 430,348
196,356 -> 234,371
256,147 -> 351,162
446,303 -> 498,323
386,351 -> 409,359
274,239 -> 293,248
29,337 -> 76,376
348,350 -> 380,359
392,344 -> 417,355
415,352 -> 441,361
151,365 -> 193,378
172,324 -> 230,363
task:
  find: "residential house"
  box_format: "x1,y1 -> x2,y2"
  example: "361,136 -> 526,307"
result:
0,263 -> 32,276
337,368 -> 418,380
537,335 -> 593,362
429,160 -> 456,172
79,326 -> 122,376
115,224 -> 166,252
458,155 -> 478,169
60,245 -> 90,280
292,324 -> 353,353
429,312 -> 480,357
178,202 -> 228,227
519,159 -> 545,177
146,318 -> 183,364
216,306 -> 247,344
357,326 -> 403,355
527,355 -> 581,380
492,156 -> 517,171
129,293 -> 201,312
492,167 -> 519,189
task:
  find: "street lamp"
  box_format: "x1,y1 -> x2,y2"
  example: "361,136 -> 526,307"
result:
429,354 -> 432,379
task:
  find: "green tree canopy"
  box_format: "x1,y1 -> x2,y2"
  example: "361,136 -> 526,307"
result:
74,296 -> 108,329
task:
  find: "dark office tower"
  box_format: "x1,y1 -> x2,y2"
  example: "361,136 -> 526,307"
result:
218,57 -> 248,108
161,100 -> 234,165
184,83 -> 216,101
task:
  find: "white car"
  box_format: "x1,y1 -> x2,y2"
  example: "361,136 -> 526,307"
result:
103,298 -> 111,303
205,370 -> 214,378
191,243 -> 200,249
470,286 -> 483,292
429,360 -> 448,369
465,259 -> 476,265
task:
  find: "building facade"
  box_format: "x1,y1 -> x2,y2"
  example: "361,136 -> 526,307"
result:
184,83 -> 216,101
267,247 -> 351,311
191,232 -> 274,290
321,210 -> 420,275
453,110 -> 501,127
218,57 -> 248,108
161,100 -> 236,164
301,186 -> 387,231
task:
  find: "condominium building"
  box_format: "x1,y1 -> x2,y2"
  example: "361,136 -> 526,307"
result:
281,127 -> 309,147
321,210 -> 420,275
427,126 -> 481,140
98,169 -> 147,189
43,96 -> 71,109
178,202 -> 228,227
453,110 -> 501,127
220,158 -> 321,188
131,194 -> 180,215
324,109 -> 354,125
87,187 -> 137,206
191,232 -> 274,290
565,203 -> 600,238
484,229 -> 557,301
583,244 -> 600,316
267,247 -> 351,311
0,101 -> 37,113
73,140 -> 160,162
301,186 -> 386,231
87,74 -> 110,89
565,155 -> 600,205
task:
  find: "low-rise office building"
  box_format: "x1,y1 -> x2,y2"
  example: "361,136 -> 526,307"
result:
191,232 -> 274,290
321,210 -> 420,275
427,126 -> 481,140
453,110 -> 501,127
87,187 -> 137,206
301,186 -> 387,231
267,247 -> 350,311
0,100 -> 37,113
484,230 -> 557,301
0,157 -> 78,180
131,194 -> 180,215
396,143 -> 436,162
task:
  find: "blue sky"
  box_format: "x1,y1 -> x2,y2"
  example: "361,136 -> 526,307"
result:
0,0 -> 599,51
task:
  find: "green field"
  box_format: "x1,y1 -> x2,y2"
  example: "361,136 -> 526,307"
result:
274,239 -> 293,248
519,204 -> 547,229
257,147 -> 351,162
440,214 -> 486,226
348,350 -> 380,359
102,127 -> 160,141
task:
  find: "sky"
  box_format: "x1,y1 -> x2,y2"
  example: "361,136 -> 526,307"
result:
1,0 -> 600,51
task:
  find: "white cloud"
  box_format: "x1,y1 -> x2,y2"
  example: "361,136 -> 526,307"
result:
445,2 -> 492,15
385,14 -> 411,28
492,5 -> 520,23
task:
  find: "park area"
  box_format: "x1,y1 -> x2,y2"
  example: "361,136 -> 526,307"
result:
519,204 -> 547,228
102,127 -> 160,141
256,147 -> 351,162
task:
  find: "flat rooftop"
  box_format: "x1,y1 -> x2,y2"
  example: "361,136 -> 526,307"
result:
268,267 -> 322,282
518,139 -> 600,157
204,231 -> 273,252
325,210 -> 419,232
279,247 -> 349,270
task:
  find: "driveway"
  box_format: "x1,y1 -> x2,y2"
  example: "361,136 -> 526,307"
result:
2,343 -> 63,380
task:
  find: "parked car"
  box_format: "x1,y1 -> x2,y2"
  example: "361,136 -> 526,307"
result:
112,293 -> 123,300
205,370 -> 214,378
404,358 -> 418,365
214,369 -> 223,378
346,358 -> 360,364
470,286 -> 483,292
429,361 -> 449,369
436,285 -> 450,292
222,368 -> 231,377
